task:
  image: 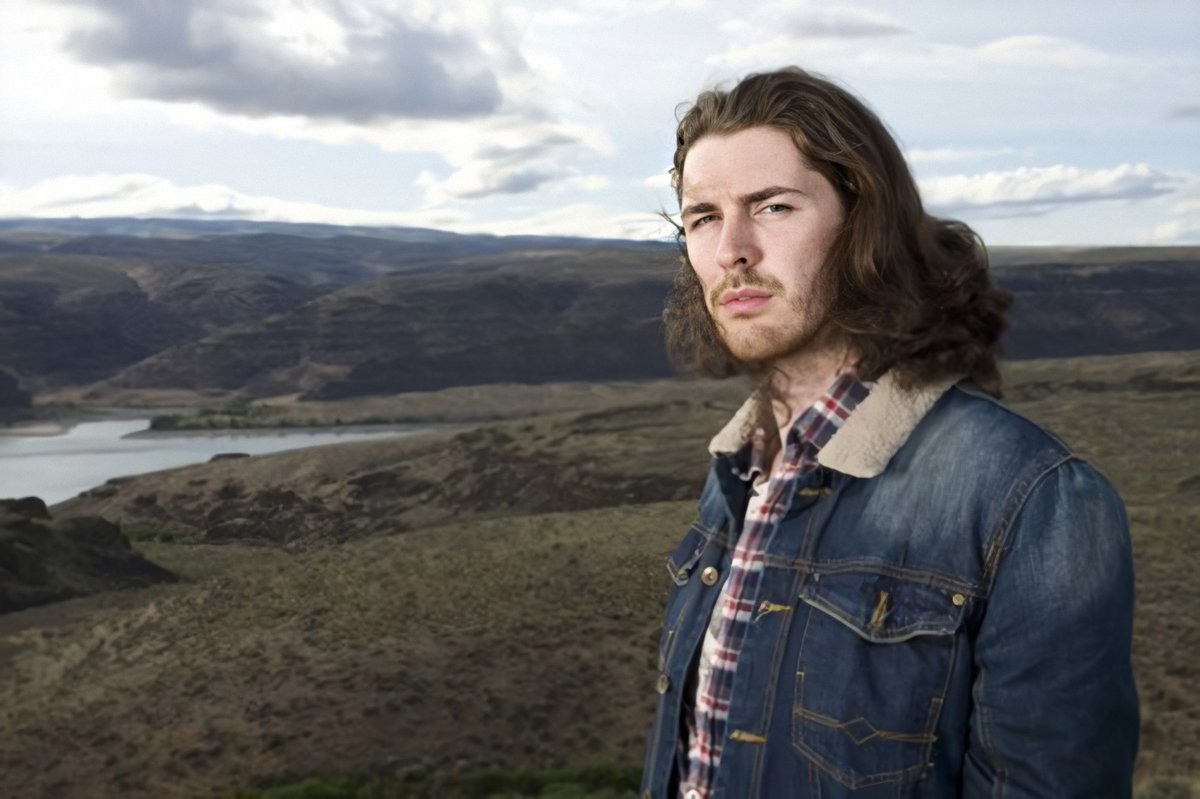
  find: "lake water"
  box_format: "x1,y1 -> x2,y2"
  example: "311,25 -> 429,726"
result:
0,419 -> 422,506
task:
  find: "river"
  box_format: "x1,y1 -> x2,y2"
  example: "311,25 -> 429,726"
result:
0,419 -> 423,506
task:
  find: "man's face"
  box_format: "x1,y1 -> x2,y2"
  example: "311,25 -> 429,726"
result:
680,126 -> 845,367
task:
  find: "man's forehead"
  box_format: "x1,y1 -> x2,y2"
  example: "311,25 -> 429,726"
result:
680,130 -> 815,199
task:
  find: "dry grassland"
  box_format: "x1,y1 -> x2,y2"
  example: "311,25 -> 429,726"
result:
0,351 -> 1196,798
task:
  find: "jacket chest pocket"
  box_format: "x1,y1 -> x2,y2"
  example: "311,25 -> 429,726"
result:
791,571 -> 968,789
657,524 -> 716,668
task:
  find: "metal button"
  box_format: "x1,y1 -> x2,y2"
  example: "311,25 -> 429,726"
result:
951,593 -> 965,607
701,566 -> 719,586
685,791 -> 701,799
656,673 -> 670,694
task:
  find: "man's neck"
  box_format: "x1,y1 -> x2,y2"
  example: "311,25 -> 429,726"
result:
763,344 -> 856,455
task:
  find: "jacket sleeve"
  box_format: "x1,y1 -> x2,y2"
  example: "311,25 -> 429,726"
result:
963,457 -> 1139,797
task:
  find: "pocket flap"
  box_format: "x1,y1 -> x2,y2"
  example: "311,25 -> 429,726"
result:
666,525 -> 710,586
799,571 -> 968,643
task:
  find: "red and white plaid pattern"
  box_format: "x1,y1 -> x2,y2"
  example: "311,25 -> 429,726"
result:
680,374 -> 870,799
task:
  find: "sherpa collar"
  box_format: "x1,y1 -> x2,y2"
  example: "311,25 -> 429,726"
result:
707,372 -> 961,478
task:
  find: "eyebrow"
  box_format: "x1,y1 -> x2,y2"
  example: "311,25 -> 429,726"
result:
680,185 -> 806,219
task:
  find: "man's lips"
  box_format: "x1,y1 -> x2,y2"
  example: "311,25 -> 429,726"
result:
719,288 -> 772,312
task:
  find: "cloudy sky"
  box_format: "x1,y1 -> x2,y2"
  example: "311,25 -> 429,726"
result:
2,0 -> 1197,244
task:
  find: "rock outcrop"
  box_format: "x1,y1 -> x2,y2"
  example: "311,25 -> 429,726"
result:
0,497 -> 175,614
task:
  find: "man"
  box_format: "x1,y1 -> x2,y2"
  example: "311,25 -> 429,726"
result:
641,68 -> 1138,798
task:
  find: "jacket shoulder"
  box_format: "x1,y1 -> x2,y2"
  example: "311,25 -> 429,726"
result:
912,382 -> 1077,476
886,383 -> 1122,560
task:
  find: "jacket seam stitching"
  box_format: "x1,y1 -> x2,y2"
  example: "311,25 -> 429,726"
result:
974,454 -> 1076,792
980,452 -> 1075,592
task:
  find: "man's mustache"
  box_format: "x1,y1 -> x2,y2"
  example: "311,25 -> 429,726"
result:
707,270 -> 786,309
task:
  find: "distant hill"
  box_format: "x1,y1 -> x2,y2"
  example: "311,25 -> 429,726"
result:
1,218 -> 1197,400
1001,255 -> 1199,359
0,216 -> 660,252
93,248 -> 678,399
0,221 -> 664,392
0,368 -> 31,423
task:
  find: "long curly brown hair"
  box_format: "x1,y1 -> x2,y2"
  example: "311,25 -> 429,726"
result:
663,67 -> 1011,396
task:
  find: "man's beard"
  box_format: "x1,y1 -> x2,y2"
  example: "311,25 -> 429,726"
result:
706,269 -> 835,368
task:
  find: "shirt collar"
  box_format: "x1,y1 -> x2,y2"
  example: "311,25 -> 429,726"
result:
725,373 -> 870,482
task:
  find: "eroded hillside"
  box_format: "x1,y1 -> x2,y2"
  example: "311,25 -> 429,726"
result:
1,220 -> 1197,403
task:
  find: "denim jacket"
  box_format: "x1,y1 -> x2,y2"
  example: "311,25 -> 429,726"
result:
641,374 -> 1138,798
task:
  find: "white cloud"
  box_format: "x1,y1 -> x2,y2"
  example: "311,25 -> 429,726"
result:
47,0 -> 517,122
411,120 -> 613,203
707,4 -> 909,67
10,0 -> 610,206
643,172 -> 672,189
503,0 -> 705,30
155,98 -> 613,205
561,174 -> 611,192
1143,219 -> 1200,244
4,1 -> 1197,247
472,202 -> 674,240
0,1 -> 114,115
259,3 -> 350,64
1132,177 -> 1200,245
0,173 -> 672,240
920,163 -> 1179,217
503,6 -> 594,28
975,35 -> 1108,69
784,8 -> 909,39
578,0 -> 707,12
1142,176 -> 1200,242
0,173 -> 466,228
905,147 -> 1020,165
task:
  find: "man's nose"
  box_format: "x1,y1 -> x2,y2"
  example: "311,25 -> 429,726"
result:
715,214 -> 761,271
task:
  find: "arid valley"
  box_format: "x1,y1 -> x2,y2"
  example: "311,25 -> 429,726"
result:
1,220 -> 1197,798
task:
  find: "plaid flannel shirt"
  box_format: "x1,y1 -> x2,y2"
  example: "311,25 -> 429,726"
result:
680,373 -> 871,799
